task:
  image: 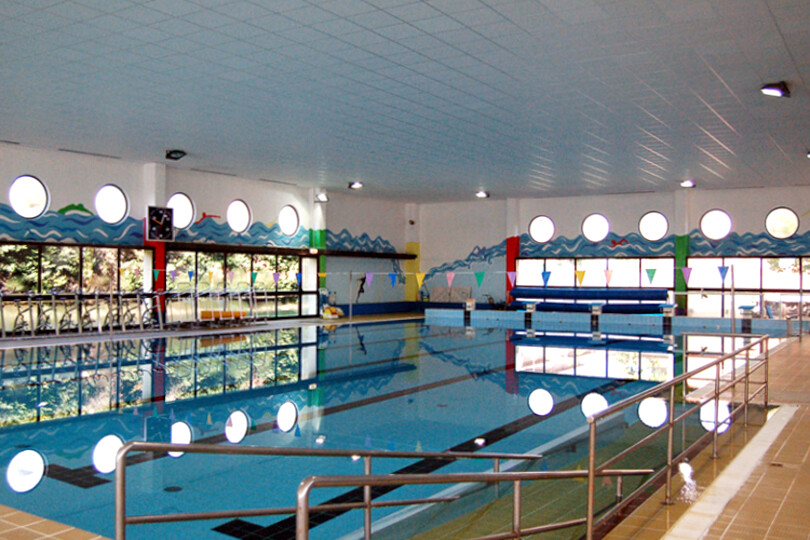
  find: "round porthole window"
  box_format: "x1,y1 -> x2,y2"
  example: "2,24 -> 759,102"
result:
167,192 -> 195,230
6,449 -> 46,493
278,205 -> 299,236
582,213 -> 609,242
169,421 -> 193,458
639,211 -> 669,242
528,388 -> 554,416
225,410 -> 250,444
9,175 -> 49,219
700,209 -> 732,241
765,207 -> 799,239
94,185 -> 129,224
276,400 -> 299,432
638,397 -> 668,428
92,434 -> 124,474
528,216 -> 555,243
226,200 -> 251,233
580,392 -> 608,418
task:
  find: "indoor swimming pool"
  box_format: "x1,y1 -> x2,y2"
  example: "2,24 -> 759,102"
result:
0,318 -> 767,539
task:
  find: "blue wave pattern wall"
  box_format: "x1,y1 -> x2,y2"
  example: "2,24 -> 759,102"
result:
325,228 -> 397,253
424,239 -> 508,282
174,218 -> 309,247
520,232 -> 676,258
0,203 -> 143,245
688,229 -> 810,256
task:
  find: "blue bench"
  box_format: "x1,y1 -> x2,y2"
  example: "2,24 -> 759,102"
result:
509,287 -> 669,314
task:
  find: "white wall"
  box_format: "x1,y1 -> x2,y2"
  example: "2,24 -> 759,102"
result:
325,192 -> 407,251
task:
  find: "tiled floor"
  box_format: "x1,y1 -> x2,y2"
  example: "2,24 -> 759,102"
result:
0,505 -> 108,540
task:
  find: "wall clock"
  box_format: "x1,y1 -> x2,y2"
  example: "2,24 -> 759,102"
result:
147,206 -> 174,241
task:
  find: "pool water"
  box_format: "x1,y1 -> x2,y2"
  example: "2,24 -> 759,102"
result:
0,322 -> 666,539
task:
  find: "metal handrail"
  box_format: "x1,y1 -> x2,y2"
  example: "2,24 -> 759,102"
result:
296,469 -> 655,540
114,440 -> 543,540
584,332 -> 769,538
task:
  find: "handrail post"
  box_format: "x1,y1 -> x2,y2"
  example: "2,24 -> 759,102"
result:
713,362 -> 720,458
616,475 -> 623,502
586,419 -> 597,540
512,479 -> 521,537
744,348 -> 750,426
296,478 -> 314,540
363,456 -> 372,540
665,385 -> 675,504
494,457 -> 500,498
764,339 -> 769,409
115,443 -> 131,540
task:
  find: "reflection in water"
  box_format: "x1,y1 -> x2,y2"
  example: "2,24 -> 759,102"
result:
677,461 -> 701,503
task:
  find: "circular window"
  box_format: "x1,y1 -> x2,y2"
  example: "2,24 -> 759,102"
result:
226,200 -> 251,233
225,410 -> 250,444
528,388 -> 554,416
9,175 -> 49,218
94,185 -> 129,224
169,421 -> 193,458
278,205 -> 299,236
638,397 -> 668,428
92,434 -> 124,474
580,392 -> 608,418
276,400 -> 299,433
700,209 -> 732,240
700,400 -> 731,434
6,449 -> 46,493
167,192 -> 195,230
638,211 -> 669,241
582,213 -> 609,242
528,216 -> 555,243
765,207 -> 799,239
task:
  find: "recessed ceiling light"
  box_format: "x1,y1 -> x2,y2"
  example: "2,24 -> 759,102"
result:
760,81 -> 790,98
165,149 -> 186,160
475,190 -> 489,199
680,179 -> 695,188
348,181 -> 363,190
314,192 -> 329,203
806,151 -> 810,159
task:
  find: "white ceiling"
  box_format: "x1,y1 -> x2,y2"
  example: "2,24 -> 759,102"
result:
2,0 -> 809,202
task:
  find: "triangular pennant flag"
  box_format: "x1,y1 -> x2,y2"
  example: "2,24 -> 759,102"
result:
227,271 -> 234,283
681,267 -> 692,285
119,267 -> 125,275
134,268 -> 140,277
206,412 -> 213,426
575,270 -> 586,285
294,425 -> 301,437
387,437 -> 395,451
169,409 -> 175,421
415,441 -> 422,452
389,273 -> 397,287
207,271 -> 214,283
251,271 -> 258,284
416,273 -> 425,288
188,270 -> 194,280
646,268 -> 656,284
718,266 -> 729,282
507,271 -> 516,287
170,270 -> 177,282
446,272 -> 455,287
475,271 -> 485,287
273,272 -> 281,285
605,269 -> 613,285
154,269 -> 159,282
133,405 -> 139,416
542,271 -> 551,286
365,272 -> 373,285
364,434 -> 372,448
318,272 -> 326,278
296,272 -> 302,285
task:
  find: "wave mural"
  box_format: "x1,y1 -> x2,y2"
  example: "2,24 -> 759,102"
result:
689,229 -> 810,256
174,217 -> 309,248
0,203 -> 143,246
325,228 -> 397,253
520,232 -> 676,258
424,239 -> 508,281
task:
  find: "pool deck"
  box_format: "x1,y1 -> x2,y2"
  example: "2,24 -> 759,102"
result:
1,316 -> 809,539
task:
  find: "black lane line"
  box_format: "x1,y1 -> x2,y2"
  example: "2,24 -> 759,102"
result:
213,379 -> 632,540
42,341 -> 506,489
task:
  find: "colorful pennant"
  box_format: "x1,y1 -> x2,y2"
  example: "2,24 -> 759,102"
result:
170,270 -> 177,282
718,266 -> 729,282
646,268 -> 656,284
475,271 -> 485,287
681,267 -> 692,285
251,271 -> 258,284
153,269 -> 159,282
575,270 -> 586,285
416,273 -> 425,288
188,270 -> 194,280
507,271 -> 516,287
389,273 -> 397,287
446,271 -> 455,287
365,272 -> 373,285
605,269 -> 613,285
542,270 -> 551,286
273,272 -> 280,285
296,272 -> 302,285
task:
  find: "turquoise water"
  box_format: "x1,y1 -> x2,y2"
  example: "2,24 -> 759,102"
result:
0,322 -> 664,539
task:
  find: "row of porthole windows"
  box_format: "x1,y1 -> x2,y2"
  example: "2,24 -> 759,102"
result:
7,175 -> 301,236
4,401 -> 301,493
528,207 -> 801,243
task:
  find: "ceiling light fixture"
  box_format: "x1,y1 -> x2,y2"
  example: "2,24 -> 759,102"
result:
680,179 -> 695,188
348,181 -> 363,190
165,149 -> 186,160
314,192 -> 329,203
760,81 -> 790,98
475,190 -> 489,199
806,151 -> 810,159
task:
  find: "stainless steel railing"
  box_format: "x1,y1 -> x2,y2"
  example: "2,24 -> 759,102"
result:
114,441 -> 543,540
583,332 -> 769,538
